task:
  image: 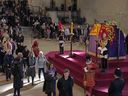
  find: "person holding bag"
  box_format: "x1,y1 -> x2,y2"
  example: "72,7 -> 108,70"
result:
27,52 -> 36,85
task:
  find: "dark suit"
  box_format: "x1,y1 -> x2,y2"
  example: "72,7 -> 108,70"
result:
108,78 -> 125,96
57,76 -> 73,96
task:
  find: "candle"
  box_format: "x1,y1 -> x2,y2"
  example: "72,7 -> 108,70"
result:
70,22 -> 73,34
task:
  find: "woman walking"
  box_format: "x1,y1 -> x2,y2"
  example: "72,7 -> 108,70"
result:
37,51 -> 47,80
11,53 -> 24,96
43,64 -> 57,96
27,52 -> 36,85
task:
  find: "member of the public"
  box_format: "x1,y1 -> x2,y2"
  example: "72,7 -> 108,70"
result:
16,43 -> 25,55
11,53 -> 24,96
10,38 -> 16,55
0,41 -> 5,72
83,55 -> 96,96
16,32 -> 24,46
57,69 -> 74,96
43,64 -> 57,96
2,36 -> 12,54
4,50 -> 14,81
108,68 -> 125,96
22,46 -> 30,69
32,39 -> 40,58
37,51 -> 47,80
64,26 -> 70,41
27,52 -> 36,85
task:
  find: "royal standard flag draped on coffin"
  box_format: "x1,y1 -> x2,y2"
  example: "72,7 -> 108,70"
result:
90,23 -> 101,36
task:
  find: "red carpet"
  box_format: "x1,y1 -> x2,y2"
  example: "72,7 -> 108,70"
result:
46,50 -> 128,96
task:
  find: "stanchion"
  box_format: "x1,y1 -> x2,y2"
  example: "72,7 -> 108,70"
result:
69,22 -> 74,57
69,33 -> 74,57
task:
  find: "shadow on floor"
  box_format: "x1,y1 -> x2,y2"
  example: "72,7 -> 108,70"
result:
0,80 -> 43,96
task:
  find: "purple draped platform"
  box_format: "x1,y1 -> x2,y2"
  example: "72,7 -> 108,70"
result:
46,50 -> 128,96
89,29 -> 126,58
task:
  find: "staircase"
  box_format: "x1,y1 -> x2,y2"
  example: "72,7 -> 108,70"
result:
46,50 -> 128,96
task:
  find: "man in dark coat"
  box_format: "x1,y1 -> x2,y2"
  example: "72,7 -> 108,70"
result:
57,69 -> 74,96
108,68 -> 125,96
11,53 -> 24,96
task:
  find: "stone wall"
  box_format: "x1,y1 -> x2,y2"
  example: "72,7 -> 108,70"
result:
28,0 -> 66,8
78,0 -> 128,34
28,0 -> 128,34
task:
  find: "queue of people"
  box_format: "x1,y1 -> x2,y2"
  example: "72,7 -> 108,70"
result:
0,1 -> 126,96
32,17 -> 89,44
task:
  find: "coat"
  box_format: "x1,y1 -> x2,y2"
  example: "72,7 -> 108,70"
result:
43,72 -> 54,94
16,45 -> 25,55
37,54 -> 47,69
32,47 -> 39,58
32,40 -> 39,57
108,78 -> 125,96
4,54 -> 14,67
4,54 -> 14,74
11,58 -> 23,89
16,35 -> 24,44
57,76 -> 74,96
26,56 -> 36,77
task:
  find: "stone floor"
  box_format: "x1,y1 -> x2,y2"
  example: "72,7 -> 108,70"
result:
0,27 -> 85,96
